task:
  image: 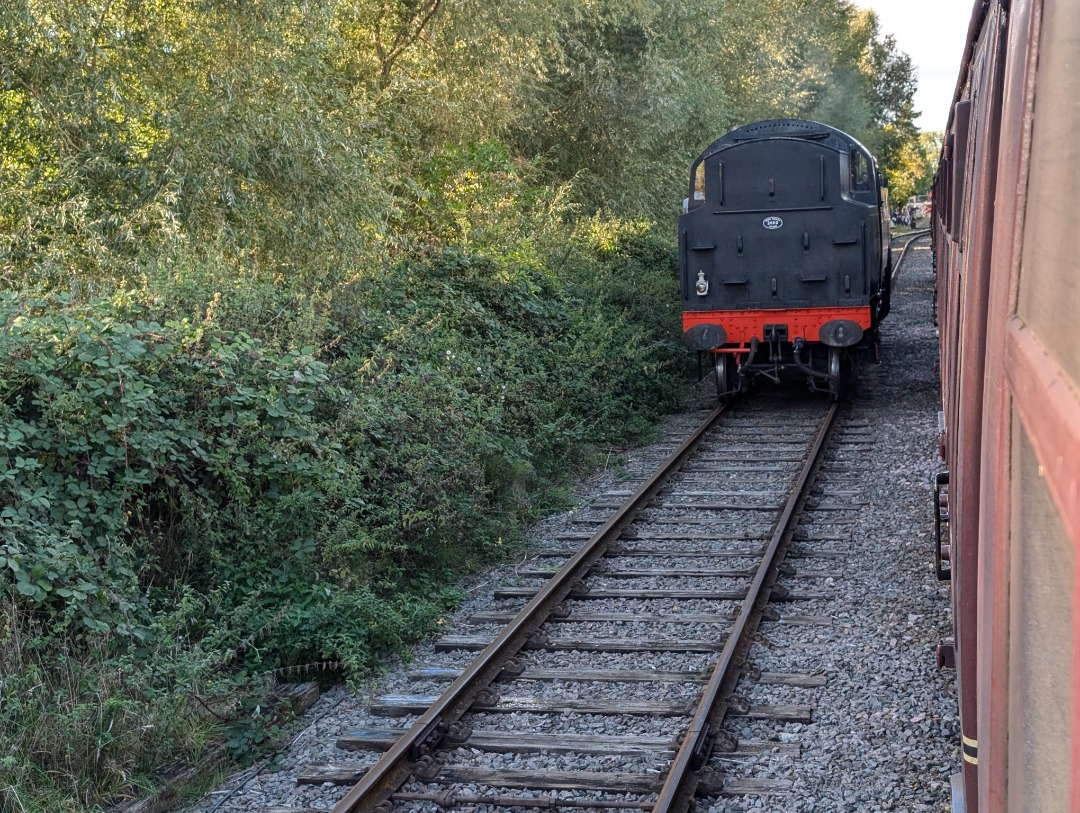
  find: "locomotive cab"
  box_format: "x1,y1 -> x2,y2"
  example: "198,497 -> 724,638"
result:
680,119 -> 890,399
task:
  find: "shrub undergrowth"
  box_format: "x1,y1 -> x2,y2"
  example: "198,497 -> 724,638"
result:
1,218 -> 686,811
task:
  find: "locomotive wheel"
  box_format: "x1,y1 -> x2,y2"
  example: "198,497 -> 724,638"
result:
714,353 -> 737,401
828,347 -> 843,401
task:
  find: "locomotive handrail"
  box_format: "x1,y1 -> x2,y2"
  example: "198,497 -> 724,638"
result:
709,204 -> 834,215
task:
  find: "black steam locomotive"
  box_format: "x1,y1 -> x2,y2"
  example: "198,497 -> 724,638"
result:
679,119 -> 892,399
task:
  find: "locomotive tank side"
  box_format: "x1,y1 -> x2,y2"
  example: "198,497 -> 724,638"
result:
679,119 -> 889,400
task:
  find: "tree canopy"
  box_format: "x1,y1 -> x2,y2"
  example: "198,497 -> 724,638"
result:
1,0 -> 922,290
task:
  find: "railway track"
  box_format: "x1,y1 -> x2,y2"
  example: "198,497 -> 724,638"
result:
275,394 -> 860,813
891,229 -> 930,283
188,229 -> 952,813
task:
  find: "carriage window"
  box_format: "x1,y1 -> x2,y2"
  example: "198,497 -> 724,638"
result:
1007,422 -> 1073,811
850,150 -> 871,192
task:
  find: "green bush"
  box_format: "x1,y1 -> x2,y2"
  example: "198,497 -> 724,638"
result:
0,293 -> 334,628
0,221 -> 687,808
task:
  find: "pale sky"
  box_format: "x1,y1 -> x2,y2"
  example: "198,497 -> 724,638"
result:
850,0 -> 973,132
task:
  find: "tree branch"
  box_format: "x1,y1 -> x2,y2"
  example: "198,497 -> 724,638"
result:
375,0 -> 442,86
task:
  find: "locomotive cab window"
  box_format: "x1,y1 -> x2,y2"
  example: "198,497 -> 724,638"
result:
850,150 -> 872,192
685,161 -> 706,211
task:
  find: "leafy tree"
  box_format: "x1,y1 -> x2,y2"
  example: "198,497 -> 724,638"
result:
864,31 -> 920,174
884,129 -> 941,205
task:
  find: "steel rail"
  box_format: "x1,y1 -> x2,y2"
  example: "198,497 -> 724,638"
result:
651,401 -> 838,813
891,228 -> 931,283
330,402 -> 732,813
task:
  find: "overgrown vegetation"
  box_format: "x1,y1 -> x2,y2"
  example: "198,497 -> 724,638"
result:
0,0 -> 921,809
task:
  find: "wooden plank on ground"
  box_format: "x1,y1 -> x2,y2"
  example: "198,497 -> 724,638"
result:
467,610 -> 736,625
369,694 -> 692,717
663,490 -> 785,498
336,729 -> 798,758
493,587 -> 745,600
544,542 -> 764,548
720,777 -> 796,795
776,614 -> 834,626
298,763 -> 666,794
655,502 -> 781,511
587,501 -> 781,511
633,518 -> 774,528
298,763 -> 368,785
338,729 -> 675,755
516,566 -> 752,579
408,666 -> 710,683
728,704 -> 812,723
734,739 -> 801,756
788,570 -> 846,579
428,766 -> 662,794
788,549 -> 853,558
434,635 -> 723,653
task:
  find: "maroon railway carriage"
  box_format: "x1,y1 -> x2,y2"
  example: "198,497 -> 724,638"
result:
932,0 -> 1080,810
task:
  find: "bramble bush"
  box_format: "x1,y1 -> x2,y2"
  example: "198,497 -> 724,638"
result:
0,221 -> 686,809
0,293 -> 335,627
